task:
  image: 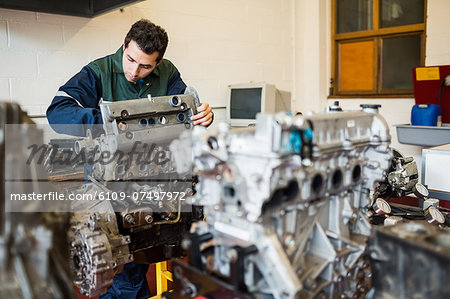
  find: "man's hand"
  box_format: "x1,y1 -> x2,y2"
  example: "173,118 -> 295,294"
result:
191,103 -> 213,126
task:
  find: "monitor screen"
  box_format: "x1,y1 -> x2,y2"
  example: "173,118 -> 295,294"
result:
230,88 -> 262,119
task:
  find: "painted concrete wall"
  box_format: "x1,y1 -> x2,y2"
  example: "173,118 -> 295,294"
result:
0,0 -> 293,124
0,0 -> 449,172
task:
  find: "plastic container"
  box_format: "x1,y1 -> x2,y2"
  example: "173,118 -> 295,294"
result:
396,124 -> 450,146
411,104 -> 441,126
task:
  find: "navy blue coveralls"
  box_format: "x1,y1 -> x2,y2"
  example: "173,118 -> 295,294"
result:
47,47 -> 187,298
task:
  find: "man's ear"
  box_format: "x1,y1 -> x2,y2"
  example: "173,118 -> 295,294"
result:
123,43 -> 125,51
157,58 -> 164,66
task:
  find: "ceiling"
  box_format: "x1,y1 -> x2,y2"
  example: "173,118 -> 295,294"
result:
0,0 -> 144,18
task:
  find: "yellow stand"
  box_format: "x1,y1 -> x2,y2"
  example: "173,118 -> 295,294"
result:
155,261 -> 173,295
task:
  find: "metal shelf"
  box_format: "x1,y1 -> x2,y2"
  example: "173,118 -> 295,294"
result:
395,124 -> 450,146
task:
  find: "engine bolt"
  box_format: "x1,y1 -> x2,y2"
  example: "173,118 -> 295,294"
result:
124,214 -> 135,225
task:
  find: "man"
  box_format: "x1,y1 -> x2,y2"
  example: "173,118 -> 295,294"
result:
47,19 -> 212,133
47,19 -> 213,298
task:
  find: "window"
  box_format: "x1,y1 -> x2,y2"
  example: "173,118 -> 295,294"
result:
331,0 -> 425,96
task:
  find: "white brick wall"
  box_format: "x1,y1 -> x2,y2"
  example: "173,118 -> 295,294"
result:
0,0 -> 293,128
9,21 -> 64,50
0,8 -> 125,116
426,0 -> 450,65
0,20 -> 7,48
37,51 -> 89,78
0,50 -> 37,77
0,0 -> 448,145
0,78 -> 9,99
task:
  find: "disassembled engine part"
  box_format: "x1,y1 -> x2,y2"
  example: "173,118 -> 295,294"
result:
369,222 -> 450,298
425,206 -> 446,225
170,108 -> 392,298
69,208 -> 133,297
413,182 -> 429,198
376,149 -> 419,199
373,198 -> 392,215
65,95 -> 203,296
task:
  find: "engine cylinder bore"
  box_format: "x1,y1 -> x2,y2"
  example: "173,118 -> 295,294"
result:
283,180 -> 300,201
311,173 -> 324,195
331,169 -> 343,189
207,136 -> 219,150
159,116 -> 168,125
224,185 -> 236,198
176,113 -> 186,122
169,96 -> 181,107
262,180 -> 299,213
352,164 -> 362,183
139,118 -> 148,127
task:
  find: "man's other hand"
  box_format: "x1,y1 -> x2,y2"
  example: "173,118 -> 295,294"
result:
191,103 -> 213,126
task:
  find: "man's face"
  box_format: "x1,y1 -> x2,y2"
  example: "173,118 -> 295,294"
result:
122,40 -> 160,83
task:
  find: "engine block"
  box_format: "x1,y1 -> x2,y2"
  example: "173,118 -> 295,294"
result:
369,222 -> 450,298
67,94 -> 203,297
170,110 -> 392,298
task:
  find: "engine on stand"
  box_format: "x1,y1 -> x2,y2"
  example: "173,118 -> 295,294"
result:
169,108 -> 394,298
60,94 -> 204,297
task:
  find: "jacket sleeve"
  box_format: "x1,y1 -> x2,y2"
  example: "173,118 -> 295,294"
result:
166,70 -> 187,96
46,66 -> 104,136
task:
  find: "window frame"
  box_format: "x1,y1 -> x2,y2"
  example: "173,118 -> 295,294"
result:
330,0 -> 427,98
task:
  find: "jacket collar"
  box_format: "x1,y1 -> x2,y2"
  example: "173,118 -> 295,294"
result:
111,47 -> 123,73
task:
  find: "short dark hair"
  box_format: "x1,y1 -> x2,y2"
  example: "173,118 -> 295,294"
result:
124,19 -> 168,63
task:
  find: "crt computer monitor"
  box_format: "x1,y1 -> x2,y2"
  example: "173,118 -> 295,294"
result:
227,82 -> 291,127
